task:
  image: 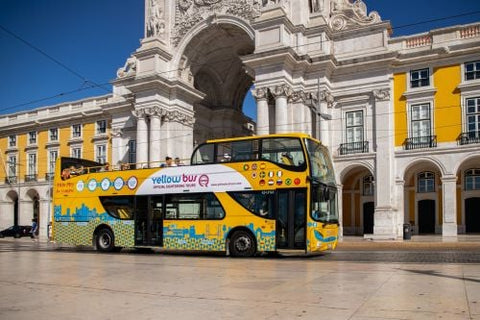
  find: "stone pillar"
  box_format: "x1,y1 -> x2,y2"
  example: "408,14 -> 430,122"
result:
372,88 -> 396,239
272,84 -> 292,133
39,198 -> 50,240
337,183 -> 343,239
133,109 -> 148,168
289,90 -> 308,133
253,88 -> 269,135
318,90 -> 334,146
111,127 -> 123,167
304,105 -> 312,136
441,175 -> 458,238
395,179 -> 405,238
146,106 -> 163,167
0,201 -> 14,228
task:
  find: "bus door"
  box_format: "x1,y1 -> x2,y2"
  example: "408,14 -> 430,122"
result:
276,189 -> 307,250
135,196 -> 163,246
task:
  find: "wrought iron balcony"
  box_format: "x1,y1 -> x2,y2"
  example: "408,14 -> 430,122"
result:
5,176 -> 17,184
339,141 -> 369,155
403,135 -> 437,150
457,131 -> 480,145
25,174 -> 37,182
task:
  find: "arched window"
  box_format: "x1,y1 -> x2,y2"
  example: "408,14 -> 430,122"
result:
363,175 -> 374,196
417,171 -> 435,193
465,168 -> 480,191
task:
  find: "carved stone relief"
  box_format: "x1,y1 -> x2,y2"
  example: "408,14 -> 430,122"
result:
173,0 -> 260,47
373,88 -> 390,101
146,0 -> 166,38
117,56 -> 137,78
329,0 -> 381,31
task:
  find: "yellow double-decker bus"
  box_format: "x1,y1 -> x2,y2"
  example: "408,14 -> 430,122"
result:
52,133 -> 338,256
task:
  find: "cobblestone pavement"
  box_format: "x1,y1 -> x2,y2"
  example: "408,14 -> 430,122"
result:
1,237 -> 479,320
1,236 -> 480,263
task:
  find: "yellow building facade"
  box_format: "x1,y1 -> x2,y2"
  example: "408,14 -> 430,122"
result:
0,97 -> 113,237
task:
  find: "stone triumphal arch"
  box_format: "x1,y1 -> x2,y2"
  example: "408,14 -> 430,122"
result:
109,0 -> 397,238
111,0 -> 387,161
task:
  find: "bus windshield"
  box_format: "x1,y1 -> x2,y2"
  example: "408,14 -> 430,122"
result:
305,139 -> 335,185
311,183 -> 338,224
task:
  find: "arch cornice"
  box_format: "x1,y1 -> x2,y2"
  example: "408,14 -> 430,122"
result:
399,156 -> 447,179
453,152 -> 480,175
173,15 -> 255,68
337,161 -> 375,183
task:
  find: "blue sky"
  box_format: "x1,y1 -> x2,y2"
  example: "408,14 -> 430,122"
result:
1,0 -> 480,119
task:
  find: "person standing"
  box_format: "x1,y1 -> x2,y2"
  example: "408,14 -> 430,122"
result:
31,219 -> 38,241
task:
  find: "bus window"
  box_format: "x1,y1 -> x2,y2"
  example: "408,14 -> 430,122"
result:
260,138 -> 306,170
191,144 -> 214,165
100,196 -> 135,219
165,193 -> 225,220
229,191 -> 275,219
216,140 -> 259,163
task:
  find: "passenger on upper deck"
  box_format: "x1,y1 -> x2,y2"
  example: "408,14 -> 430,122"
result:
174,157 -> 183,166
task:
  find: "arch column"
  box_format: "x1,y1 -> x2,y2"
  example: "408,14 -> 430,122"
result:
253,88 -> 269,135
337,183 -> 343,238
111,127 -> 123,166
39,198 -> 50,240
395,178 -> 405,238
272,84 -> 292,133
133,109 -> 148,168
441,175 -> 458,237
0,201 -> 14,228
289,90 -> 308,134
146,107 -> 163,167
372,89 -> 396,239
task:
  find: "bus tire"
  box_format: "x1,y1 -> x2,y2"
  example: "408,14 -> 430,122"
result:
229,230 -> 256,257
96,228 -> 115,252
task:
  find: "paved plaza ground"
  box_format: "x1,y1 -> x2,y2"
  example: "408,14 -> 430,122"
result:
0,236 -> 479,320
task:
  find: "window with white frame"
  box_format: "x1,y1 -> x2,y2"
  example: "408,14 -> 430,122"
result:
466,97 -> 480,137
8,155 -> 17,177
410,68 -> 430,88
418,171 -> 435,193
410,103 -> 432,141
27,153 -> 37,175
72,124 -> 82,138
48,150 -> 58,174
465,169 -> 480,191
49,128 -> 58,141
363,175 -> 374,196
96,144 -> 107,164
71,147 -> 82,159
8,135 -> 16,147
28,131 -> 37,145
465,61 -> 480,81
345,110 -> 364,143
96,120 -> 107,135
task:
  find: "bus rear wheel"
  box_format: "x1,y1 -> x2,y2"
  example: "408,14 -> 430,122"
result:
96,228 -> 115,252
229,230 -> 256,257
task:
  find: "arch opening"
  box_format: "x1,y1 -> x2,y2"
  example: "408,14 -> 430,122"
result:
181,23 -> 255,143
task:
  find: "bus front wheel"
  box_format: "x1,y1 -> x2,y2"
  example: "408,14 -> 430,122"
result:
96,228 -> 115,252
229,230 -> 256,257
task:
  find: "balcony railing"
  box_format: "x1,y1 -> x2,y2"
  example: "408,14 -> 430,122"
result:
5,176 -> 17,184
24,174 -> 37,182
457,131 -> 480,145
45,172 -> 55,181
403,135 -> 437,150
339,141 -> 369,155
